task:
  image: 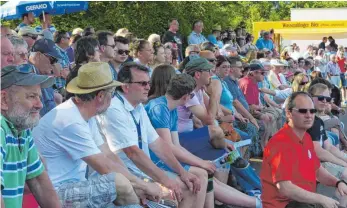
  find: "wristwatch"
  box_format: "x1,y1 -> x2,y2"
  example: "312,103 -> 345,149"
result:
336,180 -> 347,188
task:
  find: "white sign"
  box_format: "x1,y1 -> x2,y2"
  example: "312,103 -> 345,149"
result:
26,4 -> 47,12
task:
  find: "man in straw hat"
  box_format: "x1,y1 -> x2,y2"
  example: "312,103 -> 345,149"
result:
33,62 -> 161,207
1,65 -> 60,208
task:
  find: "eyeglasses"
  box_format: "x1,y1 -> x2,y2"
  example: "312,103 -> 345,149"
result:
105,44 -> 116,49
299,81 -> 308,85
291,108 -> 317,114
44,54 -> 58,65
312,95 -> 333,102
117,49 -> 130,55
190,93 -> 195,99
22,34 -> 38,40
128,81 -> 151,87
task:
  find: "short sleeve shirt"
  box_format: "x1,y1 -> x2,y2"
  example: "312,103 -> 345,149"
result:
177,89 -> 204,133
238,76 -> 260,106
307,116 -> 328,148
224,76 -> 250,111
33,99 -> 103,187
145,96 -> 178,132
1,116 -> 44,208
268,71 -> 282,89
260,124 -> 320,208
95,92 -> 159,173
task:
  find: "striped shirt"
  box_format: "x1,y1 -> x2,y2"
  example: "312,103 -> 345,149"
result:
0,115 -> 44,208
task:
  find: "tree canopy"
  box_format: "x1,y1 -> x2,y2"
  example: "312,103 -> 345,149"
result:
2,1 -> 347,39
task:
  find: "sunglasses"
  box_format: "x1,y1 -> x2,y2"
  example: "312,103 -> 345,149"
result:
117,49 -> 130,55
313,95 -> 333,102
23,34 -> 38,40
291,108 -> 317,114
128,81 -> 151,87
44,54 -> 58,65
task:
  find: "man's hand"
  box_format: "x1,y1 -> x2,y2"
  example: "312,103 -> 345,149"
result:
161,177 -> 183,202
337,182 -> 347,196
318,195 -> 340,208
60,68 -> 70,79
179,171 -> 201,194
250,118 -> 260,130
200,160 -> 216,174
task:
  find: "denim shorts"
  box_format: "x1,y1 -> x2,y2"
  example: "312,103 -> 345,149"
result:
341,73 -> 347,87
56,173 -> 117,207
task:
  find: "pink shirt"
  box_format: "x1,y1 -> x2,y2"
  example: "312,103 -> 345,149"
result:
177,89 -> 204,133
238,76 -> 260,106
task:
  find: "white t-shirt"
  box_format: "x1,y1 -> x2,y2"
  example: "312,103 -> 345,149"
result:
33,99 -> 104,187
96,92 -> 158,176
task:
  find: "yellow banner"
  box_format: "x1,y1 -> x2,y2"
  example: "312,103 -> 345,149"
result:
253,20 -> 347,30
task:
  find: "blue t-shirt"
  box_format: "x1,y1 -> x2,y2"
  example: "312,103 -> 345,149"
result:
255,38 -> 274,50
212,76 -> 234,113
224,76 -> 249,111
145,96 -> 178,132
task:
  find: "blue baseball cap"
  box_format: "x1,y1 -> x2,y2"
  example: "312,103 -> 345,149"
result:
31,38 -> 62,60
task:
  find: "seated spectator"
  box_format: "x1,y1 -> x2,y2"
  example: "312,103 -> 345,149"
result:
54,31 -> 71,92
130,39 -> 154,75
242,34 -> 258,55
1,65 -> 60,208
8,36 -> 27,65
200,41 -> 220,57
145,72 -> 262,208
307,83 -> 347,180
97,31 -> 118,80
96,62 -> 203,207
109,36 -> 130,76
268,59 -> 290,90
255,31 -> 274,52
261,91 -> 347,208
1,36 -> 15,69
238,62 -> 281,149
148,33 -> 161,45
66,34 -> 82,64
18,26 -> 41,50
163,43 -> 174,66
72,27 -> 83,36
178,44 -> 201,72
33,62 -> 153,207
149,42 -> 166,69
29,39 -> 63,116
65,36 -> 101,100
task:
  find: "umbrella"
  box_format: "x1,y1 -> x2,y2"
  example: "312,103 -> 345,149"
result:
0,1 -> 88,20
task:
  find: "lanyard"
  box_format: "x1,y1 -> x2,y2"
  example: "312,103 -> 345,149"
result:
115,92 -> 142,149
108,61 -> 118,81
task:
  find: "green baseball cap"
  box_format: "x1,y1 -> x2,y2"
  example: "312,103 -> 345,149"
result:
185,57 -> 214,74
1,65 -> 54,89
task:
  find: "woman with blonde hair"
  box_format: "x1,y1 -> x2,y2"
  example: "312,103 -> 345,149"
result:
148,33 -> 161,45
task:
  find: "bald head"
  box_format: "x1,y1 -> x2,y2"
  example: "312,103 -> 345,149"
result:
199,50 -> 215,60
1,26 -> 12,37
1,36 -> 15,69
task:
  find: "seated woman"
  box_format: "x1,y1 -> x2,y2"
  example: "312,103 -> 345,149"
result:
149,42 -> 166,69
145,67 -> 262,208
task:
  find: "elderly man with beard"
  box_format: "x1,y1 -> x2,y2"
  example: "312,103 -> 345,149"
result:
33,62 -> 161,207
0,65 -> 61,208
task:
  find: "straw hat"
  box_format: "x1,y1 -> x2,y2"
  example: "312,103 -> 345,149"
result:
66,62 -> 123,94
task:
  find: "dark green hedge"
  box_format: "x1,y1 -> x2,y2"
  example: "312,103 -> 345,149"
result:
2,1 -> 347,39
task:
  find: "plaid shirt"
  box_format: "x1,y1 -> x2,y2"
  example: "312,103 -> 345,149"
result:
55,45 -> 70,89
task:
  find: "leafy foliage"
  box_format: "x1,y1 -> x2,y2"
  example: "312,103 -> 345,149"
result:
2,1 -> 347,39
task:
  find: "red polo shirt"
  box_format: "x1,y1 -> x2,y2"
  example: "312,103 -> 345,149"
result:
337,56 -> 346,73
260,123 -> 320,208
238,76 -> 259,105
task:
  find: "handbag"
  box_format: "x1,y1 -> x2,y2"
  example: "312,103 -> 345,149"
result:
219,122 -> 241,142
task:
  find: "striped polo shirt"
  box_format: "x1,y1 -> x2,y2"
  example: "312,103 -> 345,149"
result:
1,115 -> 44,208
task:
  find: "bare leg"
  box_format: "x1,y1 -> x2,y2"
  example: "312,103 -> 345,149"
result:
214,179 -> 257,208
188,167 -> 209,208
113,174 -> 140,206
176,175 -> 197,208
214,170 -> 229,205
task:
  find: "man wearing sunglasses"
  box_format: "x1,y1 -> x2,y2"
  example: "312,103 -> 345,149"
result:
97,31 -> 119,80
18,26 -> 41,50
261,91 -> 347,208
110,36 -> 130,79
307,84 -> 347,186
29,38 -> 63,116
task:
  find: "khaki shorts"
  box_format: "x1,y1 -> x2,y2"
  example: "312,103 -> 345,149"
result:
322,162 -> 345,179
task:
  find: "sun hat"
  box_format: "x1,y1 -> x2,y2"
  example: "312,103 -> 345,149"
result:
66,62 -> 123,94
270,59 -> 285,66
